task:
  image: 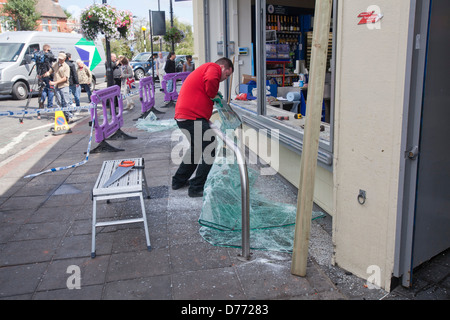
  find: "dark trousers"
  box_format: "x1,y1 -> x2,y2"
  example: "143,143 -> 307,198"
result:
172,119 -> 216,192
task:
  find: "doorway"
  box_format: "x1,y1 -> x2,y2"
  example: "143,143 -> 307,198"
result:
397,0 -> 450,287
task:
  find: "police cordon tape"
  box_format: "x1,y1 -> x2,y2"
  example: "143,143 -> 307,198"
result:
18,89 -> 140,179
0,89 -> 140,118
23,110 -> 96,179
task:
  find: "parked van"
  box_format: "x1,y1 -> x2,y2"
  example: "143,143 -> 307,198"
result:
0,31 -> 106,100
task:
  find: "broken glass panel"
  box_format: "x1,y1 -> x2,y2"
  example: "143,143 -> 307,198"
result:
199,101 -> 325,253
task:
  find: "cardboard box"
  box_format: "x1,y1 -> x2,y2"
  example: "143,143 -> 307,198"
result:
241,74 -> 257,84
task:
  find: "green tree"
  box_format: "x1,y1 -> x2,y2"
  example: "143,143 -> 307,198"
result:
63,9 -> 72,19
127,16 -> 193,55
163,17 -> 194,54
105,38 -> 133,60
0,0 -> 41,31
108,15 -> 194,58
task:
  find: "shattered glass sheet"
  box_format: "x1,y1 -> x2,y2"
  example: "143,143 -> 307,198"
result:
214,98 -> 242,131
199,101 -> 325,253
135,111 -> 178,133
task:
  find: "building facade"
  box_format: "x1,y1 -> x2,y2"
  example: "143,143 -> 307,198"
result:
192,0 -> 450,291
0,0 -> 75,33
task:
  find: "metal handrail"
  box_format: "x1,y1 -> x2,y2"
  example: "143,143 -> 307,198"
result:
209,112 -> 250,260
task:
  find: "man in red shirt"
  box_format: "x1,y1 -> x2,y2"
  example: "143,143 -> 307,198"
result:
172,57 -> 234,197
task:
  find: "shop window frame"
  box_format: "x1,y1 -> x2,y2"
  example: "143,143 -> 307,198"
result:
248,0 -> 337,161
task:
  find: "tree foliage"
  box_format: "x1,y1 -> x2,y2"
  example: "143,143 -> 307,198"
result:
112,15 -> 194,58
0,0 -> 41,31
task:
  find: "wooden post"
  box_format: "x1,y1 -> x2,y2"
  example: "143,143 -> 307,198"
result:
291,0 -> 333,277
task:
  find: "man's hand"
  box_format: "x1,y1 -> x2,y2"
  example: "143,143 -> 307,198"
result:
212,91 -> 223,108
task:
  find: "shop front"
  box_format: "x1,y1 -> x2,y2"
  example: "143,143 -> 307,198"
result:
192,0 -> 450,291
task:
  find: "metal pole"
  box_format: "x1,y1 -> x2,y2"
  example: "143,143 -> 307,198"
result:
256,0 -> 266,115
158,0 -> 162,51
209,121 -> 251,260
102,0 -> 114,87
170,0 -> 175,51
149,10 -> 155,80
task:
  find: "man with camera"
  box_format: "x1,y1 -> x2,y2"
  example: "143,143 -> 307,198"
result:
38,44 -> 55,110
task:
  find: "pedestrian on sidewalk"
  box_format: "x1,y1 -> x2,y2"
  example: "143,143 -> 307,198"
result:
66,53 -> 80,107
76,59 -> 93,102
164,52 -> 176,104
119,56 -> 135,110
156,52 -> 166,91
172,57 -> 234,198
183,55 -> 195,72
43,52 -> 72,121
37,44 -> 55,111
106,53 -> 122,87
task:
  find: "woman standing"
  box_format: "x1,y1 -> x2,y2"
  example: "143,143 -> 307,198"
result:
156,52 -> 166,91
164,52 -> 176,96
183,55 -> 195,72
119,56 -> 135,109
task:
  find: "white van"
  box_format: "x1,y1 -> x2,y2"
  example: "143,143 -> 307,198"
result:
0,31 -> 106,100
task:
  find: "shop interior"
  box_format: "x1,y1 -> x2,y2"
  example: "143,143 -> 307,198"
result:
234,0 -> 334,145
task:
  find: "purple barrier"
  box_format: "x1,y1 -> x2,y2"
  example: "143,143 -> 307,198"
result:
161,72 -> 191,102
90,85 -> 124,143
139,76 -> 155,114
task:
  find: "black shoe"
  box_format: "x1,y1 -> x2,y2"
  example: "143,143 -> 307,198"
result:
188,189 -> 204,198
172,181 -> 189,190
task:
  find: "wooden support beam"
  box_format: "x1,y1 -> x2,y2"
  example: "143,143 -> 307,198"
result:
291,0 -> 333,277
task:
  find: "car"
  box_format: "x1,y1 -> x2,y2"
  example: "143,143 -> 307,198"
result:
130,51 -> 168,81
175,55 -> 187,73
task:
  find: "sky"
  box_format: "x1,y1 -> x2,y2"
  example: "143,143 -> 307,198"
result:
59,0 -> 194,26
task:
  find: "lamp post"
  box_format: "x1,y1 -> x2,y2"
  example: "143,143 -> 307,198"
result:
142,26 -> 147,52
158,0 -> 162,51
149,11 -> 155,80
103,0 -> 114,87
170,0 -> 174,52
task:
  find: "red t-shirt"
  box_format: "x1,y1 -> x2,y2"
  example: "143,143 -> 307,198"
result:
174,62 -> 221,120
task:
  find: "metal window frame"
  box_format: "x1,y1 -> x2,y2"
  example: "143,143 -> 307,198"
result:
252,0 -> 337,157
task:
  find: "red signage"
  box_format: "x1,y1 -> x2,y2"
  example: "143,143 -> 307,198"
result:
358,11 -> 383,25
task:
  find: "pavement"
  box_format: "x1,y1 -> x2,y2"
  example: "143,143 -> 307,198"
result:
0,83 -> 449,303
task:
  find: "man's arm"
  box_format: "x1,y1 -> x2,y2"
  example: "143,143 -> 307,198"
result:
203,65 -> 221,98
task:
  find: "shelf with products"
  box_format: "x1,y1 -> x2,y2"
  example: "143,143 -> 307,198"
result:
266,14 -> 301,33
266,60 -> 299,87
